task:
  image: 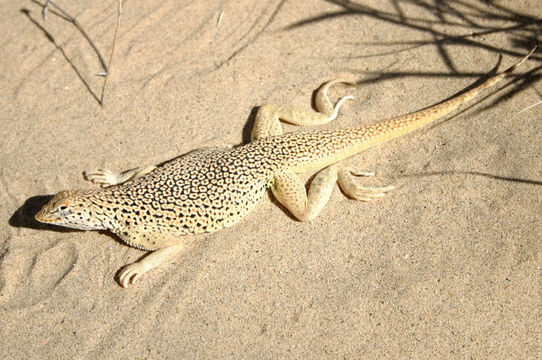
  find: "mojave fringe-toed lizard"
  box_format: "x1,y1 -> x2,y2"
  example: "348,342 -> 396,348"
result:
36,47 -> 535,287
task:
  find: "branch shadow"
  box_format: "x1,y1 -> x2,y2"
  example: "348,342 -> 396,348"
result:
20,7 -> 101,104
399,170 -> 542,187
283,0 -> 541,105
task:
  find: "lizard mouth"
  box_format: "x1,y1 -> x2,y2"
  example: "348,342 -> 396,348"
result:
34,205 -> 58,224
35,211 -> 52,223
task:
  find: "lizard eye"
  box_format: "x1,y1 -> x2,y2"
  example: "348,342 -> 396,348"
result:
59,205 -> 68,211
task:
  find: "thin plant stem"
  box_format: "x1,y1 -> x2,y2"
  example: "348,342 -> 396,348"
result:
100,0 -> 123,106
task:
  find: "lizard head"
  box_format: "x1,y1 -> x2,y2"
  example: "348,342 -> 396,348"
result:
35,190 -> 108,231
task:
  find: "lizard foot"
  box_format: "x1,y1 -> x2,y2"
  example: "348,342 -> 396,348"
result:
118,261 -> 150,288
316,78 -> 357,116
338,167 -> 395,201
83,169 -> 118,187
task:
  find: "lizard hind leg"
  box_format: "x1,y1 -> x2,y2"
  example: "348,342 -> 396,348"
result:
251,79 -> 355,141
315,78 -> 357,116
271,165 -> 341,222
272,164 -> 394,222
83,165 -> 157,187
337,167 -> 395,201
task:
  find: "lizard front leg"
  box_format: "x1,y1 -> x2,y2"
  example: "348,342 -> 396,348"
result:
114,229 -> 185,288
118,245 -> 184,288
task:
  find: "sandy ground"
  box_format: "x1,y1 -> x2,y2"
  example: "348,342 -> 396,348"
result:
1,0 -> 541,358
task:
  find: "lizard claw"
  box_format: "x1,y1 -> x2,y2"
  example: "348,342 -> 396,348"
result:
316,78 -> 356,116
118,262 -> 148,288
337,167 -> 395,201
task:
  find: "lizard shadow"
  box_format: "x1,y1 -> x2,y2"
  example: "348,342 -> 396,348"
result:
8,195 -> 79,232
240,106 -> 259,145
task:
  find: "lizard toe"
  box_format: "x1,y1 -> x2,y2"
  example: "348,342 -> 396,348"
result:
118,262 -> 147,288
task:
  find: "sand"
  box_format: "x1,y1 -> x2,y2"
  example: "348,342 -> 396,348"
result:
1,0 -> 541,358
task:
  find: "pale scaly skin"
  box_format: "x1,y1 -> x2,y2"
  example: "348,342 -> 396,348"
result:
35,48 -> 535,288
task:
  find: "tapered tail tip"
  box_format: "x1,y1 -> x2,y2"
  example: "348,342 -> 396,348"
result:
504,45 -> 537,74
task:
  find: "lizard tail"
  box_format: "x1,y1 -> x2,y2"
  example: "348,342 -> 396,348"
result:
283,47 -> 535,174
352,46 -> 536,150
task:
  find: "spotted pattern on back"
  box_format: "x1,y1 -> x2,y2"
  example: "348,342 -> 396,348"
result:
87,147 -> 277,245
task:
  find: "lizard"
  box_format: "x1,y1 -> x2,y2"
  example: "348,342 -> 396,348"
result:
35,47 -> 535,288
